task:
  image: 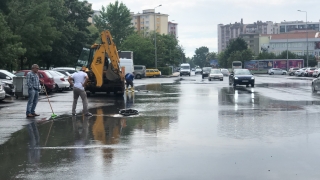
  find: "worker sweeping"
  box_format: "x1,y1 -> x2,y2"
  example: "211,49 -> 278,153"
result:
26,64 -> 42,117
125,72 -> 135,92
68,67 -> 92,116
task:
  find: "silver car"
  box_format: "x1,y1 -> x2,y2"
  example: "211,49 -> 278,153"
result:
0,84 -> 5,101
312,77 -> 320,93
268,68 -> 287,75
295,68 -> 306,76
208,69 -> 223,81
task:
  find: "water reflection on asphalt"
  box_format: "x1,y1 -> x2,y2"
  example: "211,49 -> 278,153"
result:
0,83 -> 180,179
2,81 -> 320,179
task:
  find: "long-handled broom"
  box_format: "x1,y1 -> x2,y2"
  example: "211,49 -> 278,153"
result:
42,85 -> 57,118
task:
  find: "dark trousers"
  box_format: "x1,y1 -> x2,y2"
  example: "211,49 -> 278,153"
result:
126,80 -> 133,88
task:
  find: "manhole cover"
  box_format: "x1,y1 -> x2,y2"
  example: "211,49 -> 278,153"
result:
119,109 -> 139,116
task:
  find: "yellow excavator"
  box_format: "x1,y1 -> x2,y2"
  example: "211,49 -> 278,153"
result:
76,30 -> 125,95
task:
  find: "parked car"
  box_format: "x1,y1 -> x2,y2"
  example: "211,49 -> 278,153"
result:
220,69 -> 230,76
0,70 -> 16,96
208,69 -> 223,81
195,67 -> 202,74
268,68 -> 287,75
51,67 -> 77,74
294,68 -> 306,76
15,70 -> 56,93
304,67 -> 316,77
45,70 -> 70,92
312,68 -> 320,77
229,69 -> 255,87
288,67 -> 300,76
191,68 -> 195,71
0,84 -> 6,101
202,67 -> 212,79
145,69 -> 161,77
134,65 -> 146,79
312,76 -> 320,93
55,70 -> 72,77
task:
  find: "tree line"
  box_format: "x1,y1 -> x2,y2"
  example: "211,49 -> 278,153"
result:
0,0 -> 185,71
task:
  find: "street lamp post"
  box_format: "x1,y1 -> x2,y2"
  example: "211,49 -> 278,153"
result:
298,10 -> 308,67
154,4 -> 162,68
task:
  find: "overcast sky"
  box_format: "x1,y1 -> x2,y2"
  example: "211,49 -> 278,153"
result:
87,0 -> 319,57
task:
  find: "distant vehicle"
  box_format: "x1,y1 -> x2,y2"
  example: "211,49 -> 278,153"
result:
180,63 -> 191,76
201,67 -> 212,79
134,65 -> 146,79
208,69 -> 223,81
191,68 -> 195,71
312,68 -> 320,77
288,67 -> 300,76
232,61 -> 242,70
220,69 -> 230,76
268,68 -> 287,75
146,69 -> 161,77
294,68 -> 306,76
120,58 -> 134,75
305,67 -> 316,77
229,69 -> 255,87
195,67 -> 202,74
0,84 -> 5,101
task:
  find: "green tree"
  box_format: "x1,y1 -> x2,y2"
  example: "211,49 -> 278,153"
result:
227,49 -> 254,67
256,51 -> 277,59
219,37 -> 248,68
6,0 -> 58,69
0,13 -> 25,70
193,46 -> 209,68
41,0 -> 94,68
120,33 -> 154,67
94,0 -> 134,47
276,50 -> 297,59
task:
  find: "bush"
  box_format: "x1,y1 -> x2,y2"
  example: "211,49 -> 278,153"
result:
158,67 -> 172,75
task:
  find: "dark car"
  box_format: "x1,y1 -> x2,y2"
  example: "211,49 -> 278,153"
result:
229,69 -> 255,87
201,67 -> 212,79
15,70 -> 56,93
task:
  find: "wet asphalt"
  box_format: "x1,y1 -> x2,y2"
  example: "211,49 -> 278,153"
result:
1,73 -> 320,179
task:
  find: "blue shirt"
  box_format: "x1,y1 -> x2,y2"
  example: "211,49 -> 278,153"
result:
26,71 -> 40,90
125,73 -> 134,81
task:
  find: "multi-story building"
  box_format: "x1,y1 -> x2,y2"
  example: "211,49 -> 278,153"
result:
277,21 -> 320,33
239,33 -> 260,55
218,19 -> 274,53
132,9 -> 169,36
168,21 -> 178,38
261,31 -> 320,59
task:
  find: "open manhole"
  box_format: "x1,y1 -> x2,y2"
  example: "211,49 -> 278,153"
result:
119,109 -> 139,116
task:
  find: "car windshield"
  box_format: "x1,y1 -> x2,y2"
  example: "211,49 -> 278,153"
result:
234,69 -> 251,75
203,67 -> 211,72
221,69 -> 228,72
44,71 -> 53,78
211,69 -> 221,74
181,66 -> 189,69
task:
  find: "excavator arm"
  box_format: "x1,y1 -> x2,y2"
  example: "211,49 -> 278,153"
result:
90,30 -> 122,87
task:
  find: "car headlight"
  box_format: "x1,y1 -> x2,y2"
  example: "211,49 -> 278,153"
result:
251,77 -> 255,79
235,77 -> 238,80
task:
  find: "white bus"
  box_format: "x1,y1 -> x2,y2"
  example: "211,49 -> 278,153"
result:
232,61 -> 242,69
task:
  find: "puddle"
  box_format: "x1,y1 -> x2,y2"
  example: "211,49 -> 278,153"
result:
0,83 -> 180,179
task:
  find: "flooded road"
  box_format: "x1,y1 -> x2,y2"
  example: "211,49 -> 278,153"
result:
1,75 -> 320,179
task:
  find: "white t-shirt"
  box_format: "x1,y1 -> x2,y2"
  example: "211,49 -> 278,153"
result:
71,71 -> 88,90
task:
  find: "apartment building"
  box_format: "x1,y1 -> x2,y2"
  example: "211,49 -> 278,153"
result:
218,19 -> 274,53
168,21 -> 178,38
132,9 -> 169,35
